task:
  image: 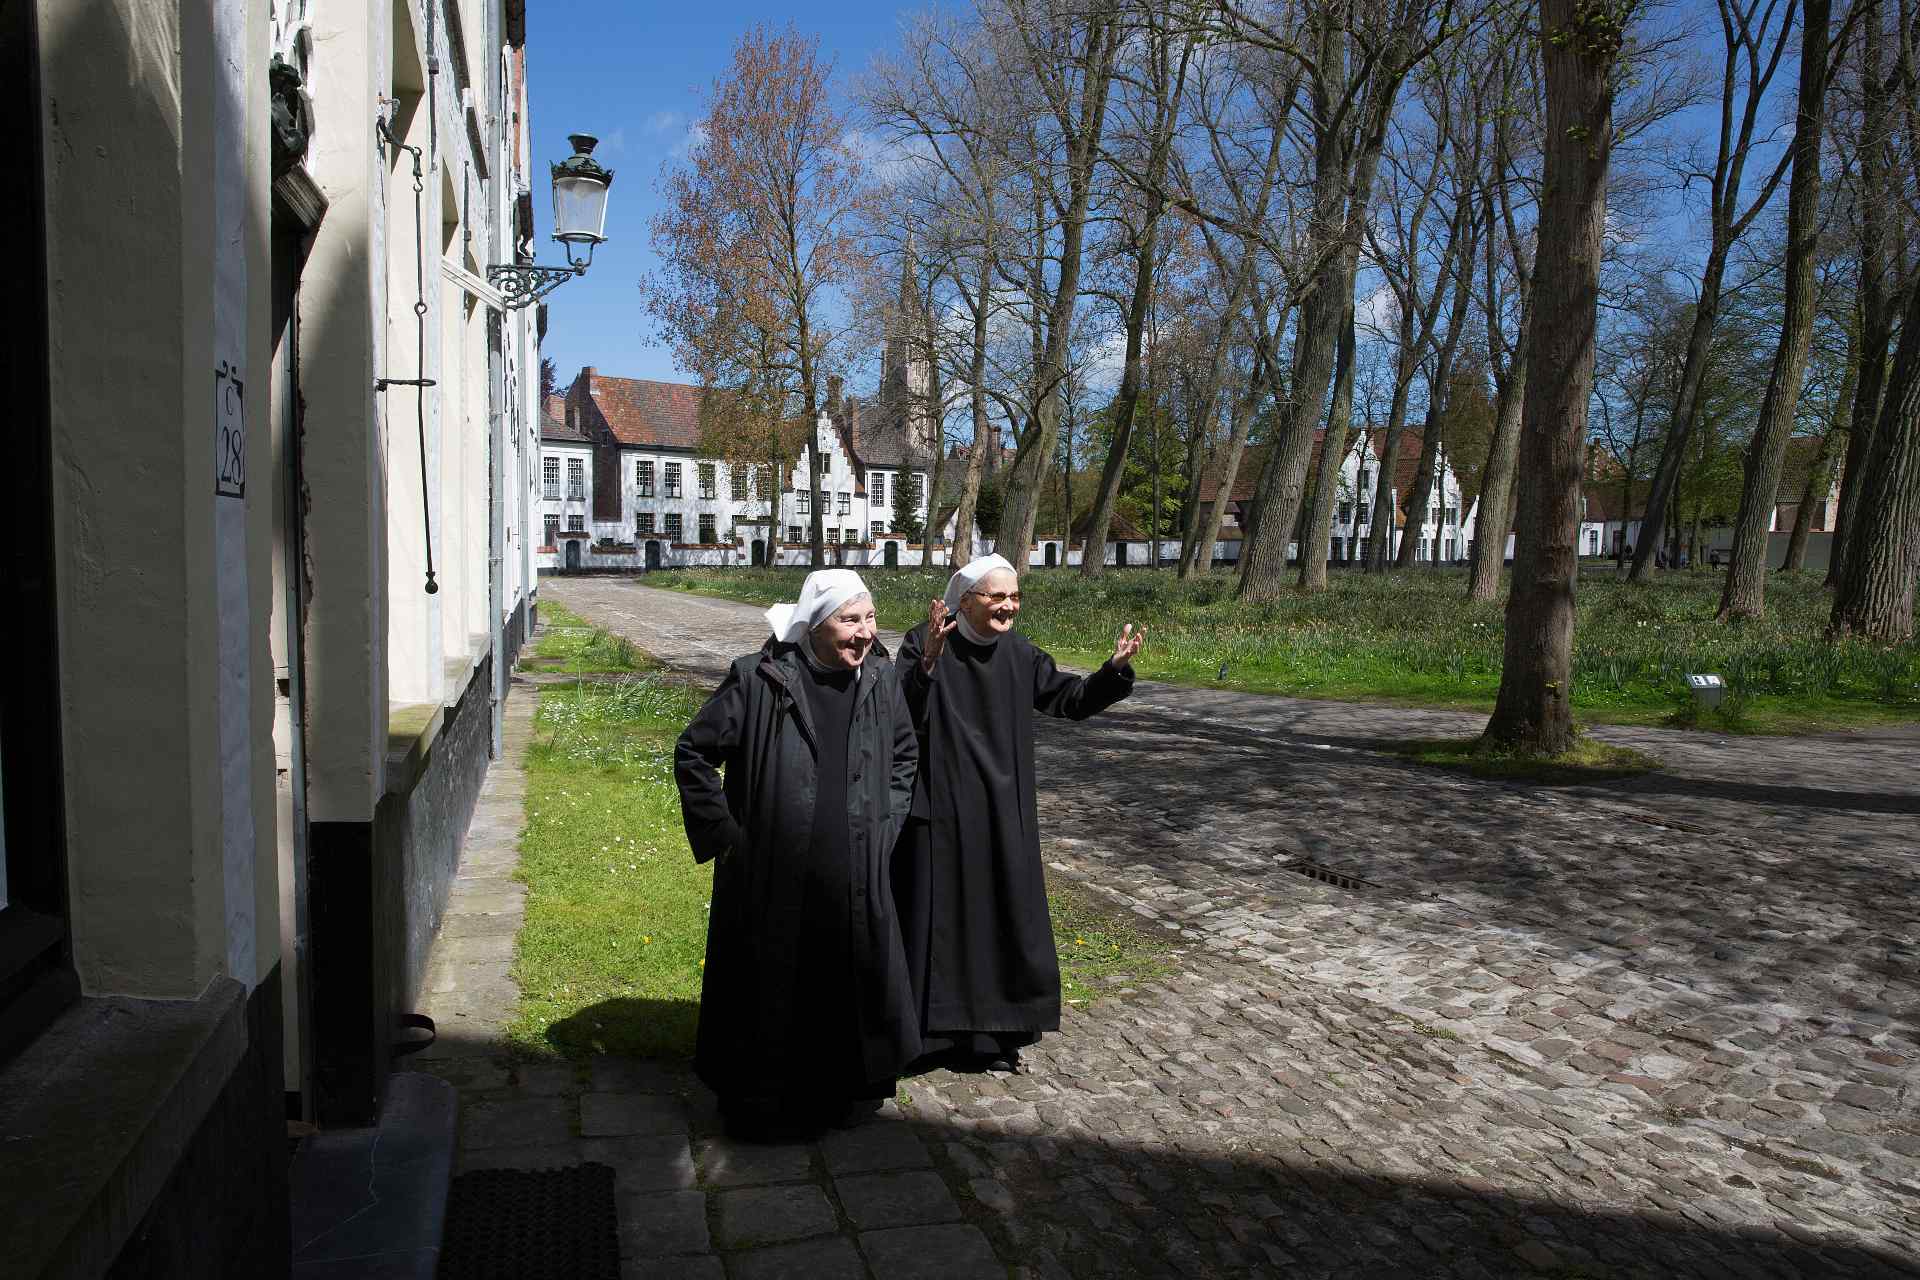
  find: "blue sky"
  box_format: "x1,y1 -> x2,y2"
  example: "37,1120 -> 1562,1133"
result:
525,5 -> 913,390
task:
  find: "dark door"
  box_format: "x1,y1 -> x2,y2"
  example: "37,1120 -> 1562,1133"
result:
565,540 -> 583,570
1114,541 -> 1128,566
645,540 -> 662,570
1045,542 -> 1057,567
883,541 -> 899,568
751,538 -> 765,566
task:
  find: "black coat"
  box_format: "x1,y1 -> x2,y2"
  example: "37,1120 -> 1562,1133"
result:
894,625 -> 1133,1041
674,640 -> 920,1098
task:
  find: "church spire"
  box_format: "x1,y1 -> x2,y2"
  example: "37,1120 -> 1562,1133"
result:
881,234 -> 933,455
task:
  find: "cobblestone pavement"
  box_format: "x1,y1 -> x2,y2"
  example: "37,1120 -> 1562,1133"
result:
445,578 -> 1920,1277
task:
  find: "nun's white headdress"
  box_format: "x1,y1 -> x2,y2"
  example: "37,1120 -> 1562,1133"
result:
942,553 -> 1017,613
765,569 -> 872,644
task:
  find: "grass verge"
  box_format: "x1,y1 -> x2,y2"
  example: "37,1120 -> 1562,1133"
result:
1381,734 -> 1664,784
519,600 -> 654,674
1051,880 -> 1179,1007
510,665 -> 1175,1061
646,566 -> 1920,735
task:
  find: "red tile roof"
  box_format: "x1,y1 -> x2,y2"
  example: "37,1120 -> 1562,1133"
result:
578,373 -> 705,449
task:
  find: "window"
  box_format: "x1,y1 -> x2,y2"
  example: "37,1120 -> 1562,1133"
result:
1445,506 -> 1458,528
871,472 -> 887,505
698,514 -> 716,543
787,525 -> 803,544
566,514 -> 585,532
755,469 -> 773,500
1338,502 -> 1351,526
731,466 -> 748,500
837,492 -> 850,516
1358,504 -> 1370,527
544,514 -> 559,545
664,462 -> 682,498
826,528 -> 840,544
816,489 -> 828,516
820,450 -> 831,474
844,527 -> 859,544
905,473 -> 924,509
797,491 -> 810,516
664,513 -> 683,540
543,457 -> 560,498
636,459 -> 655,497
637,512 -> 654,535
871,520 -> 887,539
567,458 -> 585,500
698,463 -> 716,499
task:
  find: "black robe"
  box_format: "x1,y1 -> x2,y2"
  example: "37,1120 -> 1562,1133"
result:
675,641 -> 919,1104
894,624 -> 1133,1057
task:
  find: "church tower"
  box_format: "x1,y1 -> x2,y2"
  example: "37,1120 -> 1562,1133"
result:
880,235 -> 935,457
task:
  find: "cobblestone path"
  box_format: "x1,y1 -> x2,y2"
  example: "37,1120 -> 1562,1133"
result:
510,577 -> 1920,1277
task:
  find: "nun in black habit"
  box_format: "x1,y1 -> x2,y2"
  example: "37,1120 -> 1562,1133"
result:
895,554 -> 1145,1070
674,570 -> 920,1132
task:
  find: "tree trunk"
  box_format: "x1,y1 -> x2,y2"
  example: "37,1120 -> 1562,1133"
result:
1466,325 -> 1529,601
1719,0 -> 1833,620
1182,364 -> 1268,578
1301,290 -> 1360,588
1365,383 -> 1411,571
952,239 -> 995,569
1830,278 -> 1920,642
1484,0 -> 1619,754
996,19 -> 1118,558
1829,11 -> 1892,588
1395,423 -> 1441,568
1080,214 -> 1163,577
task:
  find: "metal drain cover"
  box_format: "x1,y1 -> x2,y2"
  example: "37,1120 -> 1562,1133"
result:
439,1162 -> 620,1279
1281,858 -> 1381,891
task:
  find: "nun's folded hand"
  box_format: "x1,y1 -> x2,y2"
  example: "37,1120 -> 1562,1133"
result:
922,598 -> 960,672
1112,623 -> 1144,669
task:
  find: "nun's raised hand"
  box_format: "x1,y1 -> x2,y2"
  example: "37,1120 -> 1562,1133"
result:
922,598 -> 960,673
1113,623 -> 1144,670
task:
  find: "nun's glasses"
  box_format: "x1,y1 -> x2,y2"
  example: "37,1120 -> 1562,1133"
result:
968,590 -> 1023,605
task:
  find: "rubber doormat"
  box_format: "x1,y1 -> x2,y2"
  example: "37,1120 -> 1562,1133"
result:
438,1162 -> 620,1279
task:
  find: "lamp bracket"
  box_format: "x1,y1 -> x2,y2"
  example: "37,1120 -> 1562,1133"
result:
487,262 -> 585,310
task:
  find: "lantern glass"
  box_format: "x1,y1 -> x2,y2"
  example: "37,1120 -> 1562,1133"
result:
552,172 -> 610,245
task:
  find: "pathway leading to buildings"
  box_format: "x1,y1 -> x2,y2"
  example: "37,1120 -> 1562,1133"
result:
418,578 -> 1920,1278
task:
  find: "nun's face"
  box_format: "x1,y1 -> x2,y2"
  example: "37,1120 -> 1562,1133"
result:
811,593 -> 878,669
962,568 -> 1021,636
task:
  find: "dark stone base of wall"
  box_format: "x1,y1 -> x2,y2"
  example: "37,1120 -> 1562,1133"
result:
106,967 -> 290,1279
311,657 -> 498,1126
504,597 -> 528,667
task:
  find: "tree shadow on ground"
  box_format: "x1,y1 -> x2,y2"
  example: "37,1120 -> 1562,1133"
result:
542,996 -> 699,1062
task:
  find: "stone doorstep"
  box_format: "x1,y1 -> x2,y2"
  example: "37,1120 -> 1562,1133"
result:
289,1072 -> 458,1280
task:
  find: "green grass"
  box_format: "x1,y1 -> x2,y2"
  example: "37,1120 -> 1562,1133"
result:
646,565 -> 1920,735
1051,881 -> 1178,1007
1382,734 -> 1664,784
518,601 -> 653,674
509,677 -> 713,1060
509,669 -> 1174,1062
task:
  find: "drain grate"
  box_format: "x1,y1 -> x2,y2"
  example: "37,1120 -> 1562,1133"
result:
439,1163 -> 620,1280
1281,858 -> 1380,892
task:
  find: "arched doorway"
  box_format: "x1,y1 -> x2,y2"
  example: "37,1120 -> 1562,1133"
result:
564,540 -> 582,571
1044,542 -> 1058,567
645,540 -> 663,570
750,538 -> 766,566
883,541 -> 899,568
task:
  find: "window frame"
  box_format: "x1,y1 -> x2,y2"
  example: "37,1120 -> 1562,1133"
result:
543,514 -> 560,544
664,512 -> 684,540
663,462 -> 683,499
698,513 -> 717,544
566,514 -> 585,533
787,525 -> 803,544
730,466 -> 747,501
636,512 -> 654,536
698,462 -> 716,500
635,459 -> 655,498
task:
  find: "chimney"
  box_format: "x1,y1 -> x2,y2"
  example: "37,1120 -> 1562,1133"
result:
827,375 -> 844,419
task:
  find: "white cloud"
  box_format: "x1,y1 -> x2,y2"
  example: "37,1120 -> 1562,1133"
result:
840,128 -> 929,186
646,110 -> 683,135
1360,282 -> 1400,332
670,120 -> 708,161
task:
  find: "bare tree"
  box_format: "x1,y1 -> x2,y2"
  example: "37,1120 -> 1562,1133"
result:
645,26 -> 870,567
1629,0 -> 1804,581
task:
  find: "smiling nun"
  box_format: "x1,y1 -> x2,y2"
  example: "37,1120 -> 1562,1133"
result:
894,554 -> 1144,1071
675,569 -> 919,1132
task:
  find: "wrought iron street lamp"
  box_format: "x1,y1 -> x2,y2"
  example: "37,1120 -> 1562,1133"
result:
489,133 -> 613,309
